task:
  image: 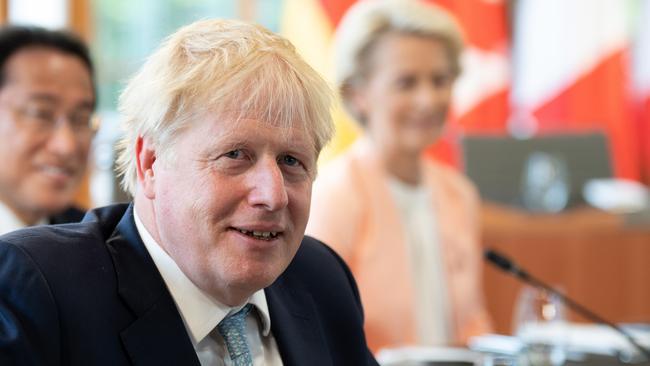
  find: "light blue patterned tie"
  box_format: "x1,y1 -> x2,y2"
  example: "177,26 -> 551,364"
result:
217,304 -> 253,366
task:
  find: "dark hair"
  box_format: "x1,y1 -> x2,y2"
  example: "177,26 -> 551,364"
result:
0,26 -> 94,95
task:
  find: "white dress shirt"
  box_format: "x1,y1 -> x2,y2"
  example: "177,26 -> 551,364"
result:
387,178 -> 452,345
134,209 -> 284,366
0,201 -> 47,236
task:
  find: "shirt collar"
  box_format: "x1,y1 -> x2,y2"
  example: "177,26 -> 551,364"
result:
133,208 -> 272,345
0,200 -> 47,236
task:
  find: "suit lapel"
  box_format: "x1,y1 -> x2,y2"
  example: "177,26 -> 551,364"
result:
106,204 -> 200,366
265,273 -> 333,366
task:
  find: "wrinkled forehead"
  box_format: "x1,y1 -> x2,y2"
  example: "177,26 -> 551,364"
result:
205,108 -> 318,153
185,81 -> 320,153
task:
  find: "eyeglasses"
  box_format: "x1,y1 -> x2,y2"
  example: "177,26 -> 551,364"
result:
12,103 -> 97,139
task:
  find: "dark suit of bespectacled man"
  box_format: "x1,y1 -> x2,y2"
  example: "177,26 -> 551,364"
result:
0,25 -> 96,236
0,19 -> 378,366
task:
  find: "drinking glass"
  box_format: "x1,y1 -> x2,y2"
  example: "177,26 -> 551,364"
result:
513,285 -> 567,366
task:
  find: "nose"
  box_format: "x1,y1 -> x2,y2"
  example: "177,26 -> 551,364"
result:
415,82 -> 450,112
45,119 -> 83,157
247,157 -> 289,211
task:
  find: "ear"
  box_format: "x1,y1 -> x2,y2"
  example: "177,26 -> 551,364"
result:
135,136 -> 157,199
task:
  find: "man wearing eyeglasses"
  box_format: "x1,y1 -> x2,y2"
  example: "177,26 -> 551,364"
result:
0,26 -> 95,235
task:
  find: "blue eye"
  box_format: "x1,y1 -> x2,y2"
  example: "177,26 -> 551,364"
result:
224,150 -> 243,159
281,155 -> 300,167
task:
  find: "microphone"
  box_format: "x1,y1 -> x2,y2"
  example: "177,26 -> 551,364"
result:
485,248 -> 650,361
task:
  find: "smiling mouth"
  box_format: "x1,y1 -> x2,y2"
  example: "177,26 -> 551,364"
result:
232,228 -> 280,241
38,164 -> 78,179
44,165 -> 73,174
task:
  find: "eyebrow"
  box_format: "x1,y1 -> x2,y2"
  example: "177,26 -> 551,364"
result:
26,93 -> 95,110
26,93 -> 59,104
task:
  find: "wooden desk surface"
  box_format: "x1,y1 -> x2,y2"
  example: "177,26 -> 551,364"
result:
481,203 -> 650,334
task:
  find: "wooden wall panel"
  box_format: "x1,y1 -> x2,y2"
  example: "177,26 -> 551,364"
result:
69,0 -> 91,40
0,0 -> 7,24
68,0 -> 92,209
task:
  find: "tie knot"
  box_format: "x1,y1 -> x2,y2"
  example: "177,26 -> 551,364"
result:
221,304 -> 253,326
217,304 -> 254,365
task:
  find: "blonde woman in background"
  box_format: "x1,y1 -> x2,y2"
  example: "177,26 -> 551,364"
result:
306,0 -> 492,353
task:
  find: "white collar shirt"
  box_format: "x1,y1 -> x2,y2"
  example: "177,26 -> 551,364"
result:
134,209 -> 284,366
0,201 -> 47,236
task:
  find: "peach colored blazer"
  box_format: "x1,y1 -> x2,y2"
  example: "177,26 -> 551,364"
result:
306,137 -> 492,353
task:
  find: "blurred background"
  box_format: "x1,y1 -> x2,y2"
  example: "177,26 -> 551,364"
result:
3,0 -> 649,342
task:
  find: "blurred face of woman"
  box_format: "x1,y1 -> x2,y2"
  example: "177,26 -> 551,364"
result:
353,32 -> 455,155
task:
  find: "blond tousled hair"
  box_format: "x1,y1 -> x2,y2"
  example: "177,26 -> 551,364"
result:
334,0 -> 464,121
116,19 -> 334,195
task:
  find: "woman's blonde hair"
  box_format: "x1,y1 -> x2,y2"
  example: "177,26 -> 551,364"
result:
116,19 -> 334,195
334,0 -> 464,121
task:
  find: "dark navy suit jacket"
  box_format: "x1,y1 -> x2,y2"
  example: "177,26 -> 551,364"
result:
48,206 -> 85,225
0,204 -> 377,366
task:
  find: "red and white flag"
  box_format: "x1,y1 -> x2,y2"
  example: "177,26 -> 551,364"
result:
633,0 -> 650,184
511,0 -> 640,181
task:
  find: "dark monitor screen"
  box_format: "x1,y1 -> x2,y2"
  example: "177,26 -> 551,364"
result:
461,132 -> 612,210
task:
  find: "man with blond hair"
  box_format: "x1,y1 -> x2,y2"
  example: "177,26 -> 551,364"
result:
0,19 -> 377,366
